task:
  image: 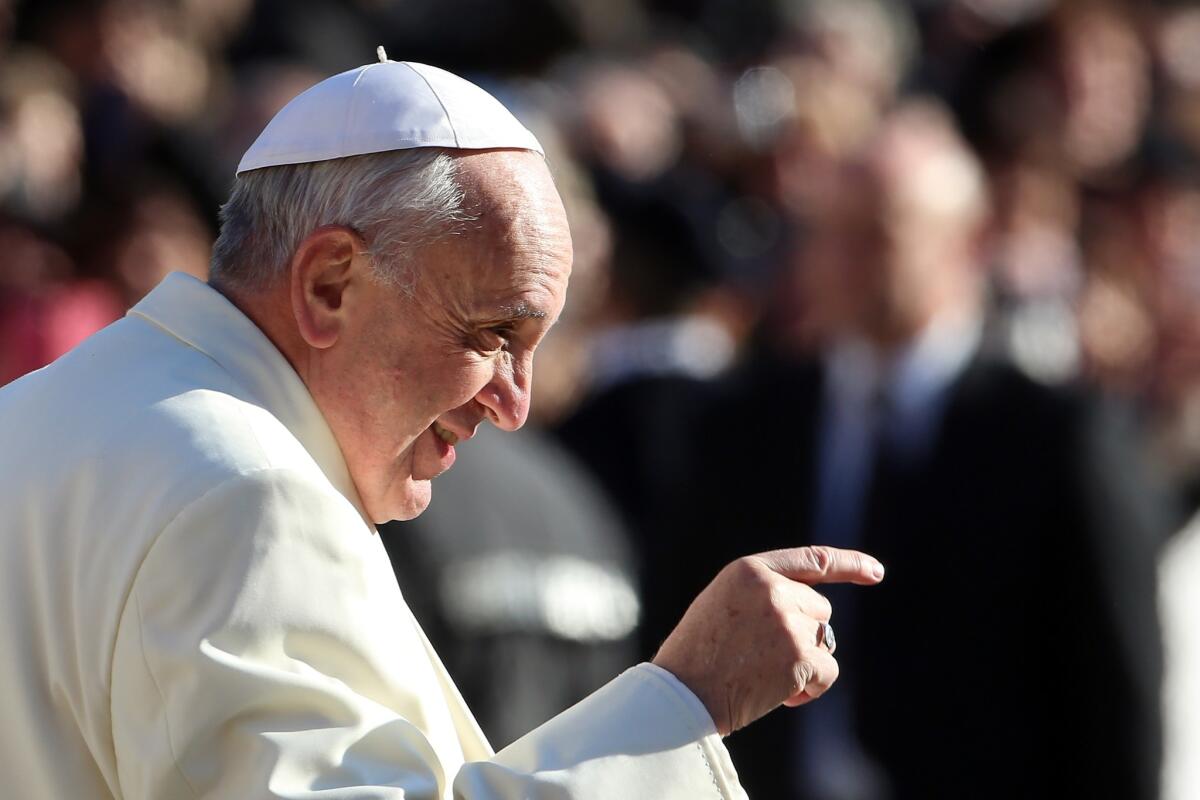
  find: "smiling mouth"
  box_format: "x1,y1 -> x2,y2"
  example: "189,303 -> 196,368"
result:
432,422 -> 459,445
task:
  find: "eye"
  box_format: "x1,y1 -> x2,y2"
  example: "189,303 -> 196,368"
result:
475,325 -> 514,354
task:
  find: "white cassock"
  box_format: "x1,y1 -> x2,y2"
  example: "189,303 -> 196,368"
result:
1162,516 -> 1200,800
0,271 -> 747,799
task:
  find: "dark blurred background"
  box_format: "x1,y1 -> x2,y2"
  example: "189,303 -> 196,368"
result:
1,0 -> 1198,797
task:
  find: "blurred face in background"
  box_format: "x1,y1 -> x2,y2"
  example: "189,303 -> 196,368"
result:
1055,4 -> 1150,177
577,63 -> 682,183
785,104 -> 988,351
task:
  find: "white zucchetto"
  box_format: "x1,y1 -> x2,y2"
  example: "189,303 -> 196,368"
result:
236,57 -> 543,175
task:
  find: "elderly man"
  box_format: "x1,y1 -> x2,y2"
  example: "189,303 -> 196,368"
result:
0,59 -> 882,798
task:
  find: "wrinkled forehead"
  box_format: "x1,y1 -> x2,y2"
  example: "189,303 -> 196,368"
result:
457,151 -> 562,217
456,151 -> 573,271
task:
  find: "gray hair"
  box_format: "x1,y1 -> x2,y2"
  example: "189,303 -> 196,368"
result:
209,148 -> 474,292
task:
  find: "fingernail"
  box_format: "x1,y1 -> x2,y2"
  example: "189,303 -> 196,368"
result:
872,562 -> 886,580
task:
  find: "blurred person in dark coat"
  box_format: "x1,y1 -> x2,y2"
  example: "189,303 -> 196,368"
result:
692,100 -> 1170,799
555,196 -> 743,659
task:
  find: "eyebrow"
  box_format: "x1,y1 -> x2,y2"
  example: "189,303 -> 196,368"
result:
494,302 -> 548,322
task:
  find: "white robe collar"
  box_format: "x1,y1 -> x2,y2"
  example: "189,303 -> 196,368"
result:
128,271 -> 371,526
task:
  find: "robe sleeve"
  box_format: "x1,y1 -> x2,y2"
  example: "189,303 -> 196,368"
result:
110,467 -> 747,799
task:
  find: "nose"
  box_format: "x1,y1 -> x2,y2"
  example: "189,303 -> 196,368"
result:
474,355 -> 532,432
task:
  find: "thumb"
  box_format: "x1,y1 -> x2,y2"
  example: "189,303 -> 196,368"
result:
754,546 -> 885,586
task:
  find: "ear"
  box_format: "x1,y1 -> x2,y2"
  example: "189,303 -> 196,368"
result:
289,226 -> 365,349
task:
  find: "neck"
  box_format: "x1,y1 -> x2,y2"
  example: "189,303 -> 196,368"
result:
209,278 -> 311,383
861,278 -> 981,358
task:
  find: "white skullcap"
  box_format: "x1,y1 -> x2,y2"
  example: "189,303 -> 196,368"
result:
236,56 -> 543,175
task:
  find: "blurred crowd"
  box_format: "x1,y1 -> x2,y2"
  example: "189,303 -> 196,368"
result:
1,0 -> 1199,797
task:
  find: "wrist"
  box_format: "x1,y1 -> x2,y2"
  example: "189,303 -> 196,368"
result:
651,652 -> 730,736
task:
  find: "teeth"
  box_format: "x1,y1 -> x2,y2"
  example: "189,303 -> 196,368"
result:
433,423 -> 458,445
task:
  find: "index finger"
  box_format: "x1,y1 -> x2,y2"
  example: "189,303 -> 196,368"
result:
753,546 -> 885,586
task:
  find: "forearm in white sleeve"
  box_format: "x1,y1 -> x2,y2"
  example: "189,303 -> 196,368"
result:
110,468 -> 746,799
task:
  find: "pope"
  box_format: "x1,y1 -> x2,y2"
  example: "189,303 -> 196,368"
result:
0,54 -> 883,798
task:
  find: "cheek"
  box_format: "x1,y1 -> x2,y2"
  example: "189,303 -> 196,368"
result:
452,358 -> 499,404
406,354 -> 496,415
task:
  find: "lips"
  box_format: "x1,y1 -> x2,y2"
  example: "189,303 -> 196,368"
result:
422,421 -> 457,476
432,422 -> 459,445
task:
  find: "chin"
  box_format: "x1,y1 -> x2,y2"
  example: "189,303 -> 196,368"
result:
370,479 -> 433,524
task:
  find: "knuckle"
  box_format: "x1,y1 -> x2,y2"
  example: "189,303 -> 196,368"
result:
791,660 -> 815,692
727,555 -> 766,585
765,589 -> 793,630
783,624 -> 810,662
803,653 -> 839,698
766,577 -> 789,606
813,591 -> 833,621
795,584 -> 832,621
804,546 -> 831,575
817,652 -> 840,686
740,559 -> 778,598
